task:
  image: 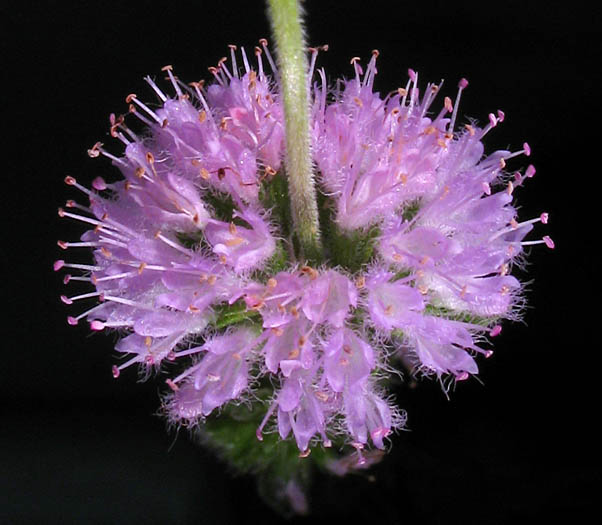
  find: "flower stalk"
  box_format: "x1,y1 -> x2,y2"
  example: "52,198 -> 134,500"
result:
267,0 -> 322,262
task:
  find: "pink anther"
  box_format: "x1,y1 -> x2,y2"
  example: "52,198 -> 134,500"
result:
166,379 -> 179,391
456,371 -> 469,381
543,236 -> 555,249
92,177 -> 107,191
90,320 -> 105,331
490,325 -> 502,337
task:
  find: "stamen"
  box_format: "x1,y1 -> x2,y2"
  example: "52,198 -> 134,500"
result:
503,143 -> 532,162
256,401 -> 278,441
64,176 -> 94,197
92,177 -> 107,191
351,442 -> 366,465
58,208 -> 114,232
65,200 -> 91,213
67,304 -> 106,325
93,271 -> 138,283
217,57 -> 232,81
153,232 -> 192,256
350,57 -> 363,82
399,76 -> 412,107
114,355 -> 143,374
490,325 -> 502,337
240,46 -> 251,75
100,295 -> 157,311
363,49 -> 379,88
90,320 -> 106,331
254,46 -> 265,81
161,65 -> 183,97
420,80 -> 444,118
172,361 -> 205,384
171,346 -> 205,358
444,96 -> 453,113
489,214 -> 548,242
477,112 -> 499,141
113,131 -> 130,147
60,291 -> 102,305
518,236 -> 555,249
58,240 -> 95,250
408,69 -> 418,108
128,103 -> 154,127
307,47 -> 319,88
64,275 -> 90,284
125,93 -> 162,123
228,45 -> 239,78
448,78 -> 468,133
58,262 -> 101,272
190,82 -> 214,123
259,38 -> 277,74
144,75 -> 168,102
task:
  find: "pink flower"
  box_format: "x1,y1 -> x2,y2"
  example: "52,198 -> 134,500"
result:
204,207 -> 276,272
276,368 -> 332,451
57,44 -> 551,457
343,384 -> 399,450
167,328 -> 259,421
300,270 -> 358,328
324,328 -> 374,392
365,270 -> 425,332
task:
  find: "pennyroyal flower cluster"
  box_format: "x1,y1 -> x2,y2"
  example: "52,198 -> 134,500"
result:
56,43 -> 552,458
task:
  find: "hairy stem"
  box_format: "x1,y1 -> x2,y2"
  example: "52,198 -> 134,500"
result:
267,0 -> 322,262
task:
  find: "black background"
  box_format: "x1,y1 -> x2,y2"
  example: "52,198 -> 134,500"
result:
2,1 -> 599,523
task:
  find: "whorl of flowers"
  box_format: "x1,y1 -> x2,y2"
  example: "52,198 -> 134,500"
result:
55,43 -> 552,458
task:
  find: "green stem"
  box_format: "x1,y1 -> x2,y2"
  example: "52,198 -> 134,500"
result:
267,0 -> 322,262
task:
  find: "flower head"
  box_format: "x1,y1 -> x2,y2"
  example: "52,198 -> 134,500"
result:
56,42 -> 551,459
